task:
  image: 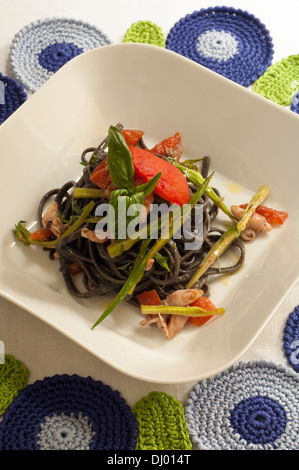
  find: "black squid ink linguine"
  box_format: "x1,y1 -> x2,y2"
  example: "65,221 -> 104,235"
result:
14,123 -> 283,339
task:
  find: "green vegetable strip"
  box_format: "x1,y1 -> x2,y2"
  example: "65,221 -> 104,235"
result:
168,157 -> 234,220
186,184 -> 270,288
107,207 -> 166,258
91,238 -> 152,329
91,173 -> 214,329
13,200 -> 96,249
132,172 -> 214,288
140,305 -> 225,317
73,188 -> 104,199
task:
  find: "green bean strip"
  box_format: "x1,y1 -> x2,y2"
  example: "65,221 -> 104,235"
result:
73,188 -> 104,199
168,157 -> 234,220
91,238 -> 152,329
140,305 -> 225,317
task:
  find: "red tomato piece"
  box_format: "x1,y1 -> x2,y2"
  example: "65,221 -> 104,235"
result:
121,129 -> 144,146
150,132 -> 181,156
90,158 -> 110,189
188,296 -> 216,327
136,289 -> 161,306
130,146 -> 190,205
69,262 -> 83,276
30,227 -> 53,240
239,204 -> 288,225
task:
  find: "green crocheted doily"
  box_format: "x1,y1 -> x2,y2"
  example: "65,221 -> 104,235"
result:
253,54 -> 299,106
133,391 -> 192,450
0,354 -> 28,415
123,21 -> 165,47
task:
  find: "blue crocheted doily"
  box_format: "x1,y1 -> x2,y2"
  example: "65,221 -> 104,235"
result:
0,73 -> 27,124
9,18 -> 111,93
283,305 -> 299,373
185,360 -> 299,450
0,374 -> 137,450
291,91 -> 299,114
166,7 -> 274,86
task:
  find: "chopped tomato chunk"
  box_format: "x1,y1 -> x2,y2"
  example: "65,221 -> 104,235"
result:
129,146 -> 190,205
90,158 -> 110,189
136,289 -> 161,306
121,129 -> 144,146
239,204 -> 288,225
150,132 -> 181,156
30,227 -> 53,240
188,296 -> 216,327
69,262 -> 83,276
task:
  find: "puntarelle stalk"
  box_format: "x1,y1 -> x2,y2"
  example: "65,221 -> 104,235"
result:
140,305 -> 225,317
186,184 -> 270,288
167,157 -> 234,220
73,188 -> 104,199
91,173 -> 213,329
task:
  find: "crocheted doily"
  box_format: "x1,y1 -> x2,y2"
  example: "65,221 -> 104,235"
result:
253,54 -> 299,106
291,90 -> 299,114
9,18 -> 111,93
185,360 -> 299,450
166,7 -> 274,86
133,391 -> 192,450
0,374 -> 137,450
283,306 -> 299,373
123,20 -> 165,47
0,355 -> 28,415
0,73 -> 27,124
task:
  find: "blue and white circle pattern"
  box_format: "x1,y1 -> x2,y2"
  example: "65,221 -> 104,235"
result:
283,305 -> 299,372
185,360 -> 299,450
197,30 -> 239,62
0,374 -> 138,450
37,412 -> 96,450
0,73 -> 27,124
291,91 -> 299,114
9,18 -> 111,93
166,7 -> 274,86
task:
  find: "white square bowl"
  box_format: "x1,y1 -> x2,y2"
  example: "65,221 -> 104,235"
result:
0,43 -> 298,383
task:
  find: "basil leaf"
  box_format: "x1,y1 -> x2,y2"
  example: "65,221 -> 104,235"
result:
154,252 -> 170,271
109,191 -> 145,241
109,189 -> 128,208
108,126 -> 134,192
128,191 -> 145,207
134,172 -> 162,197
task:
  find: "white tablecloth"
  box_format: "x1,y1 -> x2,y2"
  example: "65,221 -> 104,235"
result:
0,0 -> 298,409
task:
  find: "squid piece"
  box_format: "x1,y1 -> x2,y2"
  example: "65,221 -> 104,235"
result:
139,313 -> 168,331
231,205 -> 272,242
140,288 -> 204,339
81,228 -> 109,243
140,313 -> 189,340
144,258 -> 155,271
165,144 -> 183,162
163,289 -> 203,306
164,315 -> 189,340
42,201 -> 65,237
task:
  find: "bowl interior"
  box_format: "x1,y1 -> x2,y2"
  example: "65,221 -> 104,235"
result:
0,43 -> 298,383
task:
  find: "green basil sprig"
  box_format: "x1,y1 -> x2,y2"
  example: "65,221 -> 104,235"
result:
108,126 -> 135,192
107,126 -> 161,240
